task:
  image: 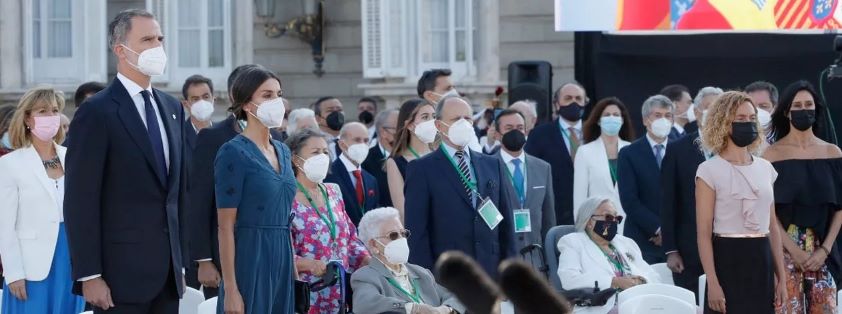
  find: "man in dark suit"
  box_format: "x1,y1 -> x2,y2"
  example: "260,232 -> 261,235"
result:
617,95 -> 675,264
64,9 -> 185,313
524,82 -> 587,225
494,110 -> 555,260
361,109 -> 398,207
325,122 -> 380,225
180,75 -> 215,152
661,130 -> 707,298
187,64 -> 285,300
660,84 -> 692,140
683,86 -> 723,138
405,96 -> 515,278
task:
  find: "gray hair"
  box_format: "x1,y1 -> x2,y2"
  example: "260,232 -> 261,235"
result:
574,196 -> 615,232
357,207 -> 401,246
435,96 -> 470,120
284,128 -> 327,157
745,81 -> 779,105
641,95 -> 675,118
374,109 -> 398,131
693,87 -> 724,107
510,100 -> 538,119
287,108 -> 317,135
108,9 -> 155,49
339,122 -> 368,140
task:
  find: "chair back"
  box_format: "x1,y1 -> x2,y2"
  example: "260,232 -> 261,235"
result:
650,263 -> 674,285
543,225 -> 576,291
618,294 -> 696,314
698,274 -> 707,308
198,297 -> 218,314
179,287 -> 205,314
617,283 -> 695,306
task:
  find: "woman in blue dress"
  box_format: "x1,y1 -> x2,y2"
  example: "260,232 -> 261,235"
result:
214,66 -> 296,314
0,87 -> 85,314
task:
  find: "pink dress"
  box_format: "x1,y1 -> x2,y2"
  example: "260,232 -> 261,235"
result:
291,183 -> 369,314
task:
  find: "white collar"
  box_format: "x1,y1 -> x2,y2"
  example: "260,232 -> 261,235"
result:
117,72 -> 152,98
378,142 -> 390,158
673,124 -> 685,135
441,142 -> 469,159
500,149 -> 525,165
559,118 -> 582,131
339,153 -> 361,172
646,133 -> 668,150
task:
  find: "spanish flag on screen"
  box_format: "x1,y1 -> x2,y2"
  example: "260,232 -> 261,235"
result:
676,0 -> 841,30
618,0 -> 671,30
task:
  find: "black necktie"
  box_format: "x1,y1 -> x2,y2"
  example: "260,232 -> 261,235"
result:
140,90 -> 167,178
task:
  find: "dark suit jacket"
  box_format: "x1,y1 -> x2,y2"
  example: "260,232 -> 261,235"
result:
64,77 -> 185,302
617,136 -> 665,263
187,116 -> 283,269
496,151 -> 556,252
361,144 -> 392,207
524,119 -> 574,225
684,121 -> 699,135
660,131 -> 705,266
325,157 -> 380,226
404,147 -> 516,278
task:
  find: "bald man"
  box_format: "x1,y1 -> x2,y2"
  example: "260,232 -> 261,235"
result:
324,122 -> 380,225
404,96 -> 515,278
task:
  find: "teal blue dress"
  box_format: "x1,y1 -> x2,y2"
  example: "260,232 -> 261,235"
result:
214,135 -> 296,314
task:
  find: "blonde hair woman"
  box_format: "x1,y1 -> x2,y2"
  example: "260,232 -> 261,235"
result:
0,87 -> 85,313
695,91 -> 786,313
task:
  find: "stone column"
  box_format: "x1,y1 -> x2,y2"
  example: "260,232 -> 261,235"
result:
0,0 -> 23,90
476,0 -> 500,84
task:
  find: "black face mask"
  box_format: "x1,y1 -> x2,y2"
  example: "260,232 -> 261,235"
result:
358,110 -> 374,125
326,111 -> 345,131
558,102 -> 584,122
730,122 -> 758,148
501,129 -> 526,152
592,220 -> 618,242
790,109 -> 816,131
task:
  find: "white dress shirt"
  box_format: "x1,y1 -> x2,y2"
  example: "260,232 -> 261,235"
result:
645,133 -> 668,157
500,149 -> 527,190
117,73 -> 170,171
378,142 -> 391,159
559,119 -> 583,152
672,124 -> 685,136
340,153 -> 363,188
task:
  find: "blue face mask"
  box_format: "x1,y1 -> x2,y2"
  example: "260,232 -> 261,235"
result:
1,132 -> 10,148
599,116 -> 623,136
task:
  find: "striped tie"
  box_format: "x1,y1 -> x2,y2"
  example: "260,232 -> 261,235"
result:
454,150 -> 473,198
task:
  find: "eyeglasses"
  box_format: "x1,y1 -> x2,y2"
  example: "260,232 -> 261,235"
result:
376,229 -> 411,241
591,214 -> 624,224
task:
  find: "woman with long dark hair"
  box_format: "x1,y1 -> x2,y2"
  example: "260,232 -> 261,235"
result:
572,97 -> 635,232
763,80 -> 842,313
384,99 -> 436,219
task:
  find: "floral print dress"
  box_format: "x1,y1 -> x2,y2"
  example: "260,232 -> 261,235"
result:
291,183 -> 369,314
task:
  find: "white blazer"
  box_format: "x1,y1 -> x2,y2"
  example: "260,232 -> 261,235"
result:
0,144 -> 66,284
557,232 -> 661,314
573,137 -> 630,231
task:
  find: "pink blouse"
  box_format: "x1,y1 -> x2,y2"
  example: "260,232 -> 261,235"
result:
696,156 -> 777,234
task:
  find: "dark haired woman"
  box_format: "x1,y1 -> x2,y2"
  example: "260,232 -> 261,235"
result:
763,80 -> 842,313
572,97 -> 636,233
215,66 -> 295,314
384,99 -> 436,219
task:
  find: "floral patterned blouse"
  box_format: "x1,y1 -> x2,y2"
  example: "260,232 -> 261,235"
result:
291,183 -> 369,314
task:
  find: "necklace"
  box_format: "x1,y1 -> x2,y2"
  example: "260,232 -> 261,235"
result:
42,156 -> 61,169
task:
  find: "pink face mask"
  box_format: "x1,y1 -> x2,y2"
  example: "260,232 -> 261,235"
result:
30,115 -> 61,142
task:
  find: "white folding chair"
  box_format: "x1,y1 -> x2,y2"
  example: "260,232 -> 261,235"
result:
0,289 -> 3,308
80,312 -> 93,314
837,289 -> 841,314
698,274 -> 707,308
650,263 -> 675,285
618,294 -> 696,314
198,297 -> 217,314
617,283 -> 695,306
179,287 -> 205,314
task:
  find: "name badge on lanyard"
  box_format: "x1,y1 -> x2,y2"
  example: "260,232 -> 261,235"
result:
478,198 -> 504,230
513,209 -> 532,233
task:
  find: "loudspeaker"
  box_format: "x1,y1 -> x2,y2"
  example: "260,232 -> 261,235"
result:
508,61 -> 553,123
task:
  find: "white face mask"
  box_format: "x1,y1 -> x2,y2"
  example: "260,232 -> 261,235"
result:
467,132 -> 483,152
122,45 -> 167,76
299,154 -> 330,183
413,119 -> 438,144
190,100 -> 214,122
686,106 -> 696,122
650,117 -> 672,139
700,110 -> 709,128
757,107 -> 772,128
377,238 -> 410,265
344,143 -> 370,164
444,118 -> 474,148
432,89 -> 460,103
250,98 -> 286,128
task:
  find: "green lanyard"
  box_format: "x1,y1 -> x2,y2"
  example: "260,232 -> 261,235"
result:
559,124 -> 578,153
590,237 -> 628,276
503,158 -> 526,207
608,160 -> 618,184
440,144 -> 478,194
296,182 -> 337,240
385,277 -> 423,303
408,147 -> 421,159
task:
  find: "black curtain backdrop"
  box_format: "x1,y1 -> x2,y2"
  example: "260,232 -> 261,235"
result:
574,32 -> 842,143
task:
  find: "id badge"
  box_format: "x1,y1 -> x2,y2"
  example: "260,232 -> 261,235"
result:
478,198 -> 504,230
513,209 -> 532,233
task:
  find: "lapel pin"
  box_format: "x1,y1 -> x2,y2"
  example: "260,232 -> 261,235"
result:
172,114 -> 176,120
